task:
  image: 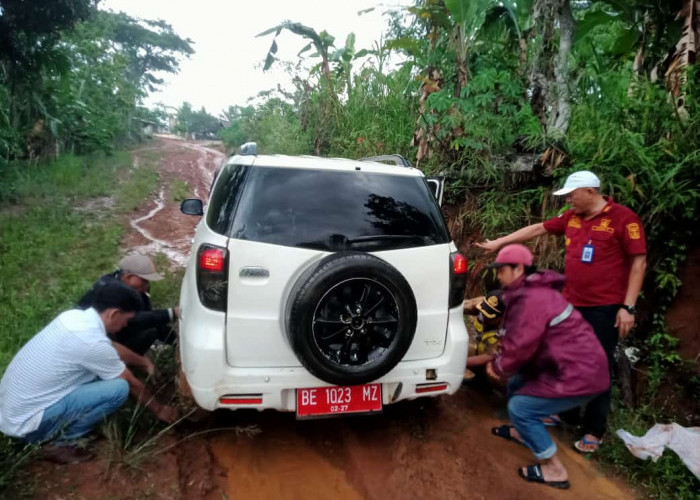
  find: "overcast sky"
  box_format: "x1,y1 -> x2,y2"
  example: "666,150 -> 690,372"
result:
101,0 -> 412,116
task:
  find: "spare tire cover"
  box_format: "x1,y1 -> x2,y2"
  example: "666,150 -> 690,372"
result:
286,252 -> 417,386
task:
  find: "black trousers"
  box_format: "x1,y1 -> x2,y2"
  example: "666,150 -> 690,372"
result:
561,304 -> 619,438
112,325 -> 175,356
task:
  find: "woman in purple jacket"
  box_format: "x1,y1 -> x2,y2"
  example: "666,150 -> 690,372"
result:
485,244 -> 609,489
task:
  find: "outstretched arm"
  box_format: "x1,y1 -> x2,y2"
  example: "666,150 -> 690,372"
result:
475,223 -> 547,253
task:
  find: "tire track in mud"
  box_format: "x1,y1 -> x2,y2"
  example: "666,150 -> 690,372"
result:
129,188 -> 188,265
182,142 -> 217,192
127,139 -> 225,267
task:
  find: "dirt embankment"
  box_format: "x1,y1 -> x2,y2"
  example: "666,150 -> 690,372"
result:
666,246 -> 700,365
16,138 -> 637,500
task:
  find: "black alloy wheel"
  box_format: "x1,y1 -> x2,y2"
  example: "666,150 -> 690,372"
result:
286,252 -> 417,386
312,278 -> 399,367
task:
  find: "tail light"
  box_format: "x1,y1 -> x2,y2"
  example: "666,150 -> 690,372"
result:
196,244 -> 228,311
449,251 -> 468,308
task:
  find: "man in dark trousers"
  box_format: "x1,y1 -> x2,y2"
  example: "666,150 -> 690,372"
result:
79,254 -> 179,356
477,170 -> 647,453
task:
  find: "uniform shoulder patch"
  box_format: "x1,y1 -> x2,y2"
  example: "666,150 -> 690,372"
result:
626,223 -> 641,240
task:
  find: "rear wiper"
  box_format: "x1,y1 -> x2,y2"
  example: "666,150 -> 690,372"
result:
346,235 -> 433,245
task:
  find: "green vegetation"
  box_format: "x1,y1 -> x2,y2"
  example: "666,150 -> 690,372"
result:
0,1 -> 193,162
100,345 -> 180,470
170,180 -> 191,203
174,102 -> 222,139
0,153 -> 130,370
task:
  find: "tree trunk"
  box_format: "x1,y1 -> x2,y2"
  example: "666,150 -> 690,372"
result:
529,0 -> 557,131
633,12 -> 652,76
518,37 -> 528,77
664,0 -> 699,121
547,0 -> 575,138
412,68 -> 443,167
321,51 -> 335,99
454,25 -> 469,98
629,11 -> 653,97
616,346 -> 636,408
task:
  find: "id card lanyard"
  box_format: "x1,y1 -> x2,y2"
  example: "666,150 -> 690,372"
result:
581,237 -> 594,263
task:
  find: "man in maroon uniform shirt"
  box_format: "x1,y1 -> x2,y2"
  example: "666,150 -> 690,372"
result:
476,171 -> 647,452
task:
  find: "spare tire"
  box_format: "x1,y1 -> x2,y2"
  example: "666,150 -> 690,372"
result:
286,252 -> 417,386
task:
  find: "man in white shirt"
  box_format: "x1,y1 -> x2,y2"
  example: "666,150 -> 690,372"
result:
0,282 -> 178,464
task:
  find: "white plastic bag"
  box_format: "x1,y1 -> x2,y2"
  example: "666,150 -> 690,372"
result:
616,423 -> 700,479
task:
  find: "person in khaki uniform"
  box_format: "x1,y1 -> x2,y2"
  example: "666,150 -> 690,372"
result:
463,291 -> 504,380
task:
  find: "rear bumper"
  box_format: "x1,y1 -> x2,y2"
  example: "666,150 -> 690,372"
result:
181,307 -> 469,412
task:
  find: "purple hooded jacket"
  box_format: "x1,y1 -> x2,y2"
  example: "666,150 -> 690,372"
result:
493,270 -> 610,399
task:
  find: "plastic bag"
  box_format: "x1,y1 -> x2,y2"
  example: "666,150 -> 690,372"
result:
616,423 -> 700,479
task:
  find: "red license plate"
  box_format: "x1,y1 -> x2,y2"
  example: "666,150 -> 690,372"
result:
296,384 -> 382,418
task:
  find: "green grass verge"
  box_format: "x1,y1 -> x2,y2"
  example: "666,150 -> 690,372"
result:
0,149 -> 170,491
170,179 -> 190,203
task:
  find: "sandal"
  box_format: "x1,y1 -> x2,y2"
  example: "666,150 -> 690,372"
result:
574,435 -> 603,453
491,425 -> 527,448
518,464 -> 570,489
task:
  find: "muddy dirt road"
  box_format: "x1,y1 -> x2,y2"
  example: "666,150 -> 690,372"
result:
21,137 -> 637,500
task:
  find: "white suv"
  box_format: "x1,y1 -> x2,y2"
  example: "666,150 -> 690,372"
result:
179,146 -> 469,417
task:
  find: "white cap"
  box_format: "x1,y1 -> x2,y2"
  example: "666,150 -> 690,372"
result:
553,170 -> 601,196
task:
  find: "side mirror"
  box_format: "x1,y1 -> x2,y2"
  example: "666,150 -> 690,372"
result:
181,198 -> 204,216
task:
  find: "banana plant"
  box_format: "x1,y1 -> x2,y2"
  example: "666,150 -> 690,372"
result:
257,21 -> 336,98
329,33 -> 357,96
444,0 -> 492,96
493,0 -> 534,73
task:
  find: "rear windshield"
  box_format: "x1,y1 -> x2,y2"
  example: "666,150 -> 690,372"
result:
229,166 -> 449,252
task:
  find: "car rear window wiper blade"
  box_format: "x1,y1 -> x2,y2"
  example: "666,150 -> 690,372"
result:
346,235 -> 434,245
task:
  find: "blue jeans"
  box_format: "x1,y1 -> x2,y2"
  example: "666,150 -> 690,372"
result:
507,375 -> 592,460
24,379 -> 128,445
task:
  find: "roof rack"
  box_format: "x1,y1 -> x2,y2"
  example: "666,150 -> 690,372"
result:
239,142 -> 257,156
359,154 -> 413,168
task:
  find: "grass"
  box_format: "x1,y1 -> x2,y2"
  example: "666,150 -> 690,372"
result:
170,179 -> 190,203
116,161 -> 159,212
0,153 -> 135,371
100,345 -> 184,469
0,437 -> 38,492
0,149 -> 164,492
